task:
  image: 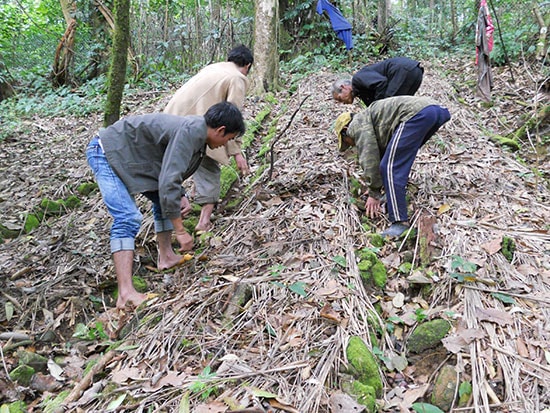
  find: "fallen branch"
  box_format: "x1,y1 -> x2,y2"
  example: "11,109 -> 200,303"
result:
59,350 -> 117,410
267,94 -> 310,182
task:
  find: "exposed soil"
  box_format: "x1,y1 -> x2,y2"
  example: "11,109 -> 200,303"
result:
0,55 -> 549,412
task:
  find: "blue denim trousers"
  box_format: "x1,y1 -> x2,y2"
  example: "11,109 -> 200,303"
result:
86,137 -> 174,253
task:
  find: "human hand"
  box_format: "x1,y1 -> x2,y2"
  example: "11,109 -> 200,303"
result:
180,196 -> 192,217
365,197 -> 381,219
175,231 -> 193,252
234,153 -> 249,176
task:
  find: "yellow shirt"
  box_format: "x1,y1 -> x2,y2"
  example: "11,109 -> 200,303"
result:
164,61 -> 248,165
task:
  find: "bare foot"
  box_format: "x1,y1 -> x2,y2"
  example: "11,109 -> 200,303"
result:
157,254 -> 185,271
116,291 -> 147,309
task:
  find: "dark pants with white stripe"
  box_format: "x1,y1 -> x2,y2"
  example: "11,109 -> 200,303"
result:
381,105 -> 451,223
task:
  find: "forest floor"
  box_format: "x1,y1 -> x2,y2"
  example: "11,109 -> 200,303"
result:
0,55 -> 549,413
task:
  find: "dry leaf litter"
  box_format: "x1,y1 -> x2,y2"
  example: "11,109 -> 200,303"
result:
0,57 -> 549,412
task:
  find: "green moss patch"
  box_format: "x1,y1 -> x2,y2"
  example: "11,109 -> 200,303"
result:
357,248 -> 387,289
407,319 -> 451,354
346,336 -> 383,398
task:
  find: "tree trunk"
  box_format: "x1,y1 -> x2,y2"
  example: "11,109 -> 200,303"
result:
52,0 -> 77,87
533,4 -> 549,61
104,0 -> 131,126
450,0 -> 458,41
0,60 -> 15,102
377,0 -> 389,33
251,0 -> 279,94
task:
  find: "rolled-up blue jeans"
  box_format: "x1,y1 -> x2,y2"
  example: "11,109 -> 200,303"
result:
86,137 -> 174,253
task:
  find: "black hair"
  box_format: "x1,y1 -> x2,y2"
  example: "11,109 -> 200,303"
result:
228,45 -> 254,67
204,102 -> 246,136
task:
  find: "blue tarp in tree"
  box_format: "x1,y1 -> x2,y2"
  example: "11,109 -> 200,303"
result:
316,0 -> 353,50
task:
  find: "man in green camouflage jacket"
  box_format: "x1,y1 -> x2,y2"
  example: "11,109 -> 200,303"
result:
334,96 -> 451,238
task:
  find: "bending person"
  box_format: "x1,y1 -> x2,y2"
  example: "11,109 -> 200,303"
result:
86,102 -> 245,308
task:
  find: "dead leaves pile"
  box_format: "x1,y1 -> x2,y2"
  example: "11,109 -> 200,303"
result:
0,58 -> 549,412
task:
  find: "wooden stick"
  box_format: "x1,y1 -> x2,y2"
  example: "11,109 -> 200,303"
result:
60,350 -> 116,408
267,95 -> 310,182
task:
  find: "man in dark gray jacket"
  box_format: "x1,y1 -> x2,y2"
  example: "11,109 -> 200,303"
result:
332,57 -> 423,107
86,102 -> 245,309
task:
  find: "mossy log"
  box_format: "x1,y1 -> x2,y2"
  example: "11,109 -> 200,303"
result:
510,104 -> 549,139
489,104 -> 549,151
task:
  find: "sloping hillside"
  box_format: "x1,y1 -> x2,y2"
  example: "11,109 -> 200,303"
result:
0,56 -> 549,412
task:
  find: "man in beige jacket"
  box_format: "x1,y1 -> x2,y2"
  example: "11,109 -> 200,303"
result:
164,45 -> 253,233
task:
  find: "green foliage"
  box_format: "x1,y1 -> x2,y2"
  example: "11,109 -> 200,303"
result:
268,264 -> 286,277
0,401 -> 27,413
39,390 -> 70,413
333,255 -> 347,268
412,403 -> 444,413
414,308 -> 427,323
73,321 -> 110,341
188,366 -> 218,400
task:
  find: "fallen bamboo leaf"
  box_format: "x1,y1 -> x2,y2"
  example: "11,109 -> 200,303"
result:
195,401 -> 227,413
106,393 -> 127,411
319,303 -> 342,324
437,203 -> 451,215
481,237 -> 502,255
268,398 -> 300,413
328,392 -> 365,413
475,307 -> 513,326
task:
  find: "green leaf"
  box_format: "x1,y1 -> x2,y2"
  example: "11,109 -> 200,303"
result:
249,387 -> 278,399
332,255 -> 347,268
412,402 -> 445,413
265,323 -> 277,337
459,381 -> 472,397
491,292 -> 516,305
450,272 -> 464,282
391,355 -> 408,372
72,323 -> 90,339
450,255 -> 478,272
5,302 -> 14,321
288,281 -> 307,297
106,394 -> 126,411
198,366 -> 216,379
178,392 -> 190,413
387,315 -> 404,324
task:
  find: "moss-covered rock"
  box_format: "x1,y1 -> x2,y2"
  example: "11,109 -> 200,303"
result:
407,319 -> 452,354
77,182 -> 98,196
346,336 -> 383,398
183,216 -> 199,235
17,350 -> 48,373
501,236 -> 515,262
431,364 -> 458,411
24,213 -> 40,233
63,195 -> 81,209
351,380 -> 377,412
132,276 -> 148,293
40,198 -> 64,215
0,222 -> 20,239
357,249 -> 387,289
9,364 -> 35,385
1,400 -> 26,412
367,233 -> 385,248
